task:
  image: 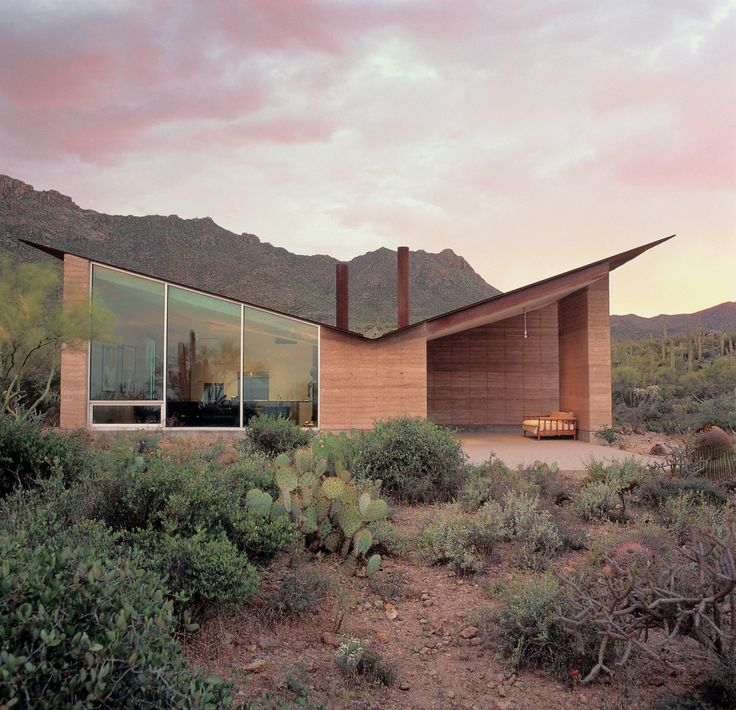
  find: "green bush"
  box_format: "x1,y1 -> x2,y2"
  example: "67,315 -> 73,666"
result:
501,491 -> 562,569
132,530 -> 260,611
245,414 -> 314,456
0,417 -> 94,498
335,638 -> 396,686
92,447 -> 296,562
574,481 -> 621,521
459,455 -> 537,511
493,573 -> 596,675
639,474 -> 728,509
353,416 -> 466,503
0,525 -> 232,708
419,504 -> 484,575
263,568 -> 333,621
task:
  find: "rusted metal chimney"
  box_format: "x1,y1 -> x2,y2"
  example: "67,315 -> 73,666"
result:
397,246 -> 409,328
335,262 -> 349,330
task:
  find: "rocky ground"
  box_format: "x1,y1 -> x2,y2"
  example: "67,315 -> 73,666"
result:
184,481 -> 698,710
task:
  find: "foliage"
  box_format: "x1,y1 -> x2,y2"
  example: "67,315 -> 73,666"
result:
0,523 -> 233,708
492,573 -> 596,675
335,638 -> 396,686
574,458 -> 648,521
595,425 -> 620,445
365,520 -> 408,556
352,416 -> 467,503
0,259 -> 100,420
131,529 -> 260,611
574,481 -> 621,522
263,568 -> 333,622
501,491 -> 562,569
419,504 -> 485,575
459,454 -> 537,511
611,332 -> 736,434
0,416 -> 94,498
638,474 -> 728,509
245,414 -> 314,456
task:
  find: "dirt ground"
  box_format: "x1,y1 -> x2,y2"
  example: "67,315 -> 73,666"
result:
184,490 -> 698,710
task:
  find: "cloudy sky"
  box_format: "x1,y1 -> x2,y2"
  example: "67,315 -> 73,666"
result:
1,0 -> 734,316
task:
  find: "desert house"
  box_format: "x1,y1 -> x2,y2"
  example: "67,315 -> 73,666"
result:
24,236 -> 672,441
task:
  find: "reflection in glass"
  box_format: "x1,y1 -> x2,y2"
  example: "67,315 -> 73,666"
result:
92,405 -> 161,424
166,287 -> 241,427
90,267 -> 164,400
244,308 -> 318,426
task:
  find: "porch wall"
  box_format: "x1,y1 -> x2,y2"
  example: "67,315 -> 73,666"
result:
427,305 -> 559,428
319,325 -> 428,430
60,254 -> 90,430
558,276 -> 612,441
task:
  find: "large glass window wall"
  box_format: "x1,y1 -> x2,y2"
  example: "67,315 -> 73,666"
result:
88,265 -> 319,428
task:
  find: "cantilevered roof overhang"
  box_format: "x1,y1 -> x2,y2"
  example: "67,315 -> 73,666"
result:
420,235 -> 674,340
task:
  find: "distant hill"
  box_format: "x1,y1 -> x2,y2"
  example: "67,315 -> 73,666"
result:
0,175 -> 500,333
611,302 -> 736,339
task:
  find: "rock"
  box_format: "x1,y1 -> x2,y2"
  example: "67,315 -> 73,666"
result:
423,599 -> 433,607
421,593 -> 430,601
497,686 -> 507,698
321,632 -> 341,647
244,659 -> 266,672
258,637 -> 278,649
460,626 -> 479,639
470,637 -> 482,646
377,632 -> 389,643
385,603 -> 399,620
399,681 -> 411,691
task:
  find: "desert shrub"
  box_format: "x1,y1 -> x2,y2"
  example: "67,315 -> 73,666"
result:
583,457 -> 648,490
353,416 -> 466,503
595,425 -> 620,445
493,573 -> 596,675
91,447 -> 296,562
574,481 -> 621,521
312,431 -> 364,474
263,568 -> 333,622
419,504 -> 484,574
245,414 -> 314,456
639,474 -> 728,509
335,638 -> 396,686
588,522 -> 677,567
131,530 -> 259,611
0,525 -> 233,708
368,570 -> 407,600
473,500 -> 506,551
459,455 -> 536,511
366,520 -> 408,556
0,417 -> 94,497
501,491 -> 562,569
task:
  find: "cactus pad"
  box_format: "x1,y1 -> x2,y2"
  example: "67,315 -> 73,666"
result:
361,499 -> 388,522
321,477 -> 347,500
275,465 -> 298,492
319,517 -> 333,538
358,492 -> 371,515
353,528 -> 373,557
323,531 -> 341,552
314,458 -> 328,477
366,554 -> 381,575
337,504 -> 362,537
245,488 -> 273,517
301,505 -> 318,534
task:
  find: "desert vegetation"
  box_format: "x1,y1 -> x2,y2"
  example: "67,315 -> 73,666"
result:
2,414 -> 736,708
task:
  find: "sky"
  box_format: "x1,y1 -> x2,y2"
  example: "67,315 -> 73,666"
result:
1,1 -> 734,317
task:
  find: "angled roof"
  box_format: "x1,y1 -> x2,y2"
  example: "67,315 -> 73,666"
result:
20,234 -> 674,341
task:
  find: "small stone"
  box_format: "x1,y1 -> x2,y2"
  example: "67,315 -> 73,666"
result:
258,637 -> 278,649
423,599 -> 433,607
244,659 -> 265,672
448,690 -> 455,699
460,626 -> 479,639
420,646 -> 431,655
470,637 -> 482,646
385,603 -> 399,620
320,632 -> 341,647
497,686 -> 507,698
399,681 -> 411,691
421,593 -> 430,601
377,632 -> 389,643
374,600 -> 383,608
579,695 -> 587,705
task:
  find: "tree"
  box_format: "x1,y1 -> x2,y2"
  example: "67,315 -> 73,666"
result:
0,259 -> 98,420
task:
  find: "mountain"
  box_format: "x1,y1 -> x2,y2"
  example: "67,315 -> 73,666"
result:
611,302 -> 736,339
0,175 -> 500,333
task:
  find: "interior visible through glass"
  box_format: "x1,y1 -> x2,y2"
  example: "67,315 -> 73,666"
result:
166,287 -> 241,427
244,307 -> 318,426
92,404 -> 161,424
90,266 -> 164,401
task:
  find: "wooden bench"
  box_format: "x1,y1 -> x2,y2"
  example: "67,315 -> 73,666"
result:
522,411 -> 577,440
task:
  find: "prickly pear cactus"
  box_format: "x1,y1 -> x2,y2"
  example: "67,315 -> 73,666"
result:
321,476 -> 347,500
361,499 -> 388,523
366,554 -> 381,575
245,488 -> 273,517
337,504 -> 362,537
276,465 -> 298,492
353,528 -> 373,557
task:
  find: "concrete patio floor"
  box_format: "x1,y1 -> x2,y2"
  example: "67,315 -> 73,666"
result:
460,431 -> 654,471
